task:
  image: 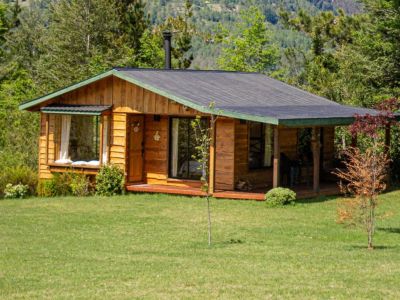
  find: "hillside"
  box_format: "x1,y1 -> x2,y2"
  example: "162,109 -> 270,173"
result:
145,0 -> 361,69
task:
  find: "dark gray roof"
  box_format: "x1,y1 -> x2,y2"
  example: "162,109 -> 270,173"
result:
116,68 -> 378,126
41,104 -> 112,115
21,68 -> 379,126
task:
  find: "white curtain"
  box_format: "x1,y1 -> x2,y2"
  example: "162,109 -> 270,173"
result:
264,125 -> 273,167
102,116 -> 109,164
171,118 -> 179,177
59,115 -> 71,160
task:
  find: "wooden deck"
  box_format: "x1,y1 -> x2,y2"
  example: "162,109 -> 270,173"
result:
126,183 -> 340,201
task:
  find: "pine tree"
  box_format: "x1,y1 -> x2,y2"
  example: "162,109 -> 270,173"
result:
37,0 -> 131,89
117,0 -> 150,55
217,6 -> 279,73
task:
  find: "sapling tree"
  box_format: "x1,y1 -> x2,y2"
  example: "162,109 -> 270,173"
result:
334,98 -> 399,249
191,103 -> 218,246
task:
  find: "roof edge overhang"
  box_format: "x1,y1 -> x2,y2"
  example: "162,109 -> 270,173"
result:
19,70 -> 115,111
40,104 -> 112,116
19,68 -> 361,127
279,117 -> 356,127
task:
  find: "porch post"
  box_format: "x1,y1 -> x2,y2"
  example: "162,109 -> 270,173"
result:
99,116 -> 104,166
312,127 -> 321,194
208,118 -> 216,194
273,126 -> 280,188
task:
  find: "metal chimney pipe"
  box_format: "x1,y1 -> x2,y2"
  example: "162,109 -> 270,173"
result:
162,31 -> 172,69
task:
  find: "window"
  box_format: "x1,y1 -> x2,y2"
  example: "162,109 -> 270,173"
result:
57,115 -> 109,166
169,117 -> 207,180
248,122 -> 273,169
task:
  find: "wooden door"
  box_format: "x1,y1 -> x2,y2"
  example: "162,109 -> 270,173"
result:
128,115 -> 144,183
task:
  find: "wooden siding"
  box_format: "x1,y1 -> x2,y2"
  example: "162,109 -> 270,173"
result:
215,118 -> 235,191
56,76 -> 201,116
142,115 -> 201,188
143,115 -> 169,185
38,113 -> 59,179
37,75 -> 336,194
109,113 -> 128,173
39,75 -> 203,180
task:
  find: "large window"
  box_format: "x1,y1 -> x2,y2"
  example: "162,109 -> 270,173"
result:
248,122 -> 273,169
56,115 -> 109,166
169,117 -> 207,180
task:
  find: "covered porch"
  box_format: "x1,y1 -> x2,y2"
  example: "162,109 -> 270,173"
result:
125,113 -> 343,200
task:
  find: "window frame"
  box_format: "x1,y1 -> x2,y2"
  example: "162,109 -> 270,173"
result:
168,116 -> 208,181
248,122 -> 274,171
53,113 -> 110,167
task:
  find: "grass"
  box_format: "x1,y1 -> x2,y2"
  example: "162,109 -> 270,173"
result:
0,191 -> 400,299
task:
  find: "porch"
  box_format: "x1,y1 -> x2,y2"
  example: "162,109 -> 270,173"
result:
124,113 -> 342,201
126,182 -> 340,201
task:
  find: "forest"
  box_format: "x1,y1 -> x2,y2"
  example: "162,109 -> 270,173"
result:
0,0 -> 399,187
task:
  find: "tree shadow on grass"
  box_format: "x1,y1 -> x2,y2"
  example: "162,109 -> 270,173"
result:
377,227 -> 400,234
348,245 -> 399,250
296,195 -> 339,204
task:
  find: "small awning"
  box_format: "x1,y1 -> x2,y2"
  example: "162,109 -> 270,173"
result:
40,104 -> 112,115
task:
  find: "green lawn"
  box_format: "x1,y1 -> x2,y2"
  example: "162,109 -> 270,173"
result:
0,192 -> 400,299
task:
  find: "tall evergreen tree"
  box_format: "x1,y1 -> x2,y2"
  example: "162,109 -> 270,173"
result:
359,0 -> 400,95
0,1 -> 9,60
117,0 -> 150,56
37,0 -> 131,89
217,6 -> 279,73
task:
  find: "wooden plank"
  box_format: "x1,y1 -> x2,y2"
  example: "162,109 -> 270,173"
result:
312,127 -> 321,194
273,126 -> 280,188
215,119 -> 235,191
209,119 -> 216,194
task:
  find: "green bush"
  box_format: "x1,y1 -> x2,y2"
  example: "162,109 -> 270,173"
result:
95,164 -> 124,196
265,187 -> 297,207
0,166 -> 38,196
4,183 -> 30,199
37,173 -> 73,197
70,173 -> 92,197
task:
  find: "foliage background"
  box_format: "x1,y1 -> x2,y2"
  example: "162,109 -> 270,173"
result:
1,0 -> 399,183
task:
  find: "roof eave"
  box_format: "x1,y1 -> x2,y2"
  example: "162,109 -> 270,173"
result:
19,70 -> 115,111
279,117 -> 356,127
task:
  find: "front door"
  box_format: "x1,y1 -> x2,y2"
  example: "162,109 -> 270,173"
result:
128,115 -> 144,183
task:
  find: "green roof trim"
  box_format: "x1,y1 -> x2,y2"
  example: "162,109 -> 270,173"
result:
279,117 -> 356,126
19,69 -> 359,127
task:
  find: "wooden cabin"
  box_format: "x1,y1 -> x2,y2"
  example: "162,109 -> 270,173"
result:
20,68 -> 378,200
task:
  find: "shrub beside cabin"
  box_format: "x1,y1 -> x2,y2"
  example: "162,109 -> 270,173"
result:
19,67 -> 380,199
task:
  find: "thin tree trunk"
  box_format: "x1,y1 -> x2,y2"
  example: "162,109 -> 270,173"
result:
207,194 -> 212,246
368,205 -> 374,250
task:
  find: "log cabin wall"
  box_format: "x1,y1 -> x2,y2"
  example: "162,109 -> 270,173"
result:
39,114 -> 60,179
38,76 -> 204,184
214,118 -> 235,191
37,75 -> 336,188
